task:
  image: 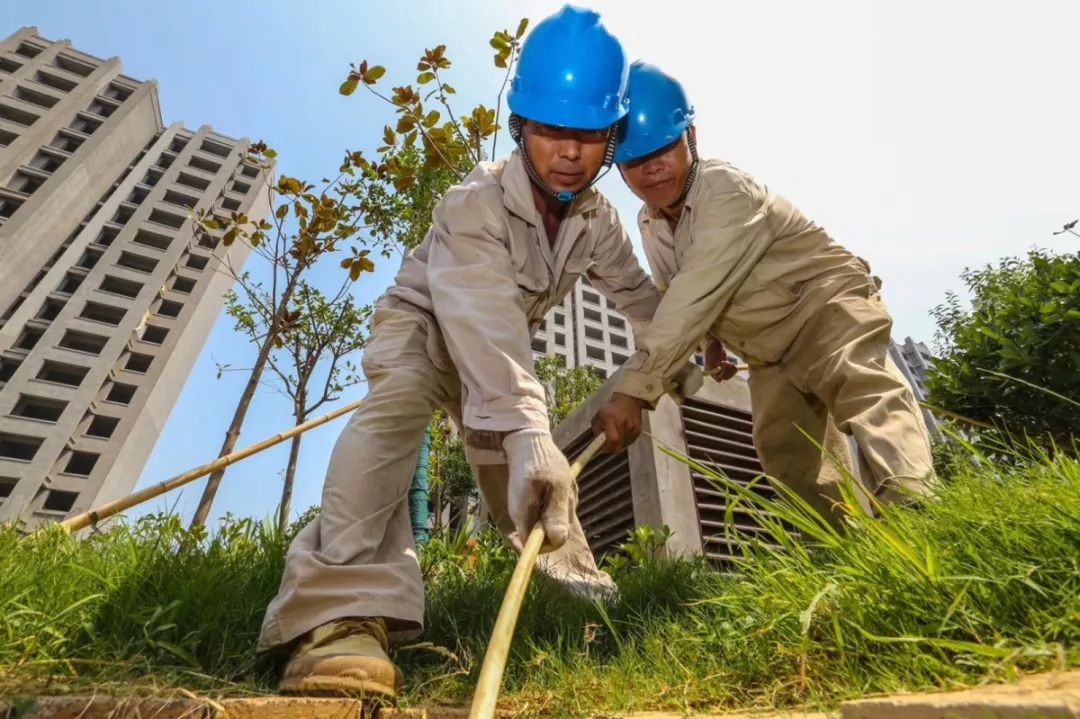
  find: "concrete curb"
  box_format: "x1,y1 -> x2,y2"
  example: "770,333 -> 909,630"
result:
5,671 -> 1077,718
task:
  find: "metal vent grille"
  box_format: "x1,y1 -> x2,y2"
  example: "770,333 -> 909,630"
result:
680,397 -> 786,564
563,430 -> 634,561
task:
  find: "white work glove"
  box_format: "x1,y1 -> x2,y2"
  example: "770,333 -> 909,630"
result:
502,428 -> 575,553
665,362 -> 704,404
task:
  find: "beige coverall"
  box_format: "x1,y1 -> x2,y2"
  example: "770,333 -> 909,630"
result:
258,152 -> 661,651
615,159 -> 935,521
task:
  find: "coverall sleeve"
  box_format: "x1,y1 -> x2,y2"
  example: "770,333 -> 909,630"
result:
427,188 -> 550,433
612,189 -> 774,406
585,203 -> 662,341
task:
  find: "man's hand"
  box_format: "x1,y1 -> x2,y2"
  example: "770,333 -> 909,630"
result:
591,392 -> 646,453
502,429 -> 574,553
705,338 -> 737,381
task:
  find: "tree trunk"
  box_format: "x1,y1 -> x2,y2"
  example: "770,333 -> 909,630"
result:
278,430 -> 302,535
190,276 -> 301,529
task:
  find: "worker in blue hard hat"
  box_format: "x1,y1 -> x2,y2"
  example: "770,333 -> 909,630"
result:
257,9 -> 692,700
591,61 -> 936,523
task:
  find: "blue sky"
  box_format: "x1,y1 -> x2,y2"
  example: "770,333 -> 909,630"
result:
7,1 -> 1077,529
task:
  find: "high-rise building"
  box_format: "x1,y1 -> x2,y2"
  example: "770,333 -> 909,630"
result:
889,336 -> 938,434
531,276 -> 637,378
530,275 -> 740,377
0,27 -> 271,529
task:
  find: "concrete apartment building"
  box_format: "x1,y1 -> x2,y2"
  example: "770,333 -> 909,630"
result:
889,335 -> 938,434
0,27 -> 271,528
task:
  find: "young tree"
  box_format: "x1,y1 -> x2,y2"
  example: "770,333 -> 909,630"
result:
223,281 -> 371,533
187,145 -> 376,529
534,355 -> 605,426
928,247 -> 1080,449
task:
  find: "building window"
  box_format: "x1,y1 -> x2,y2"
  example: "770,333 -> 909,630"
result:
116,251 -> 158,274
583,308 -> 602,323
75,249 -> 101,270
59,329 -> 109,355
14,85 -> 60,110
42,490 -> 79,514
0,127 -> 19,147
163,190 -> 198,209
104,382 -> 137,405
0,196 -> 25,218
531,337 -> 546,353
133,228 -> 172,252
83,98 -> 115,117
0,57 -> 23,73
85,414 -> 120,438
57,271 -> 84,294
0,102 -> 40,127
16,42 -> 43,59
35,71 -> 78,94
8,171 -> 46,194
241,163 -> 260,179
582,290 -> 601,305
124,352 -> 153,373
176,172 -> 210,192
36,360 -> 88,387
155,300 -> 183,318
608,316 -> 626,331
584,325 -> 603,341
141,325 -> 169,345
53,54 -> 95,77
610,333 -> 628,348
611,352 -> 629,365
127,186 -> 149,205
171,275 -> 196,294
68,114 -> 102,135
230,180 -> 252,195
99,275 -> 143,299
14,326 -> 44,351
36,298 -> 66,321
185,254 -> 210,271
554,313 -> 565,326
0,432 -> 43,462
0,357 -> 22,383
103,83 -> 133,102
80,301 -> 126,326
94,226 -> 119,247
63,450 -> 100,476
141,168 -> 163,187
49,131 -> 85,153
200,140 -> 232,158
538,320 -> 547,332
189,155 -> 222,174
0,477 -> 15,501
586,346 -> 605,361
112,204 -> 134,225
148,208 -> 185,229
11,394 -> 67,423
168,137 -> 188,153
554,332 -> 566,346
29,151 -> 65,173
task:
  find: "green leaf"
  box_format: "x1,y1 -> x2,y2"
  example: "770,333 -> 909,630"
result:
275,204 -> 288,220
490,35 -> 510,50
339,75 -> 360,96
442,83 -> 456,95
516,18 -> 529,38
417,71 -> 435,84
223,227 -> 238,246
1039,302 -> 1057,314
362,65 -> 386,84
494,54 -> 507,69
264,148 -> 277,159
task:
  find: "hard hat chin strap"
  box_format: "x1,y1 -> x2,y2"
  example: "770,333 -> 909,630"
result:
509,114 -> 617,204
666,126 -> 699,211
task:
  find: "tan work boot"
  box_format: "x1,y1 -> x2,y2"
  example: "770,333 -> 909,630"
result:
279,617 -> 404,698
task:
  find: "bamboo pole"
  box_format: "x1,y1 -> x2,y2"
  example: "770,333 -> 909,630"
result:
468,433 -> 607,719
57,398 -> 364,533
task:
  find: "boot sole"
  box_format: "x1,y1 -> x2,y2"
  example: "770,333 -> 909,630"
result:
279,673 -> 399,699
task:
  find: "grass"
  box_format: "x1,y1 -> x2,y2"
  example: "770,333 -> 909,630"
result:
1,446 -> 1078,717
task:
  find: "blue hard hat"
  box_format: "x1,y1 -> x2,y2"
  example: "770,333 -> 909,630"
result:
507,5 -> 629,131
615,61 -> 695,164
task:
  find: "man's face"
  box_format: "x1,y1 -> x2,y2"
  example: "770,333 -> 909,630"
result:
618,131 -> 694,210
522,121 -> 610,194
